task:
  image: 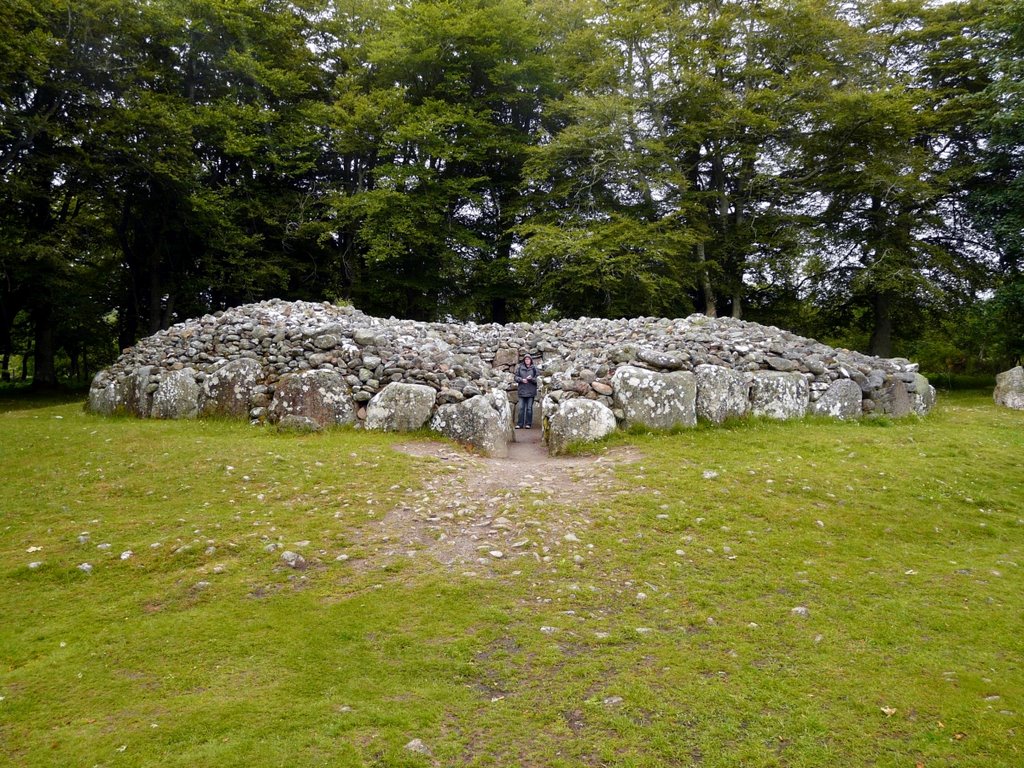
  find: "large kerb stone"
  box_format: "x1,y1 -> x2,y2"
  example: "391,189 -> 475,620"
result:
87,372 -> 137,416
612,366 -> 697,430
994,366 -> 1024,410
911,373 -> 937,415
430,390 -> 512,457
268,369 -> 355,428
695,364 -> 750,424
809,378 -> 862,420
200,358 -> 263,418
365,382 -> 437,432
547,398 -> 617,456
151,368 -> 200,419
750,371 -> 808,419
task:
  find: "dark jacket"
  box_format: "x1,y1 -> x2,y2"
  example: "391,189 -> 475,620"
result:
514,363 -> 539,398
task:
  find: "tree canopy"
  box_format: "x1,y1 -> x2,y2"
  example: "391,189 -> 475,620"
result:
1,0 -> 1020,385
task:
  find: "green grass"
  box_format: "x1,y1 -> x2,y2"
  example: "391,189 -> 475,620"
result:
2,392 -> 1022,766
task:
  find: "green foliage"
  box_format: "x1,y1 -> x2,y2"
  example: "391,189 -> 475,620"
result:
1,0 -> 1021,382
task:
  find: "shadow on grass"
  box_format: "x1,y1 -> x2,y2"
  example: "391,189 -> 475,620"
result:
0,384 -> 88,413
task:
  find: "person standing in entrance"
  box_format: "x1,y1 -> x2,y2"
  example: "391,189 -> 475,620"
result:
514,354 -> 539,429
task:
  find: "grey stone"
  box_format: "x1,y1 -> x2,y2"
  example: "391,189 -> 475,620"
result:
313,333 -> 340,349
352,328 -> 377,346
89,298 -> 935,441
750,371 -> 808,420
695,364 -> 750,424
547,398 -> 618,456
87,373 -> 136,416
151,368 -> 200,419
365,383 -> 437,432
281,550 -> 307,569
994,366 -> 1024,410
612,365 -> 696,430
637,348 -> 687,370
200,358 -> 263,418
277,414 -> 322,432
809,378 -> 862,420
766,356 -> 800,372
876,376 -> 913,418
493,347 -> 518,368
268,369 -> 355,428
912,373 -> 937,415
430,390 -> 512,457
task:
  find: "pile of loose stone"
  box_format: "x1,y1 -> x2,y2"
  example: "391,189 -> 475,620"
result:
88,299 -> 936,455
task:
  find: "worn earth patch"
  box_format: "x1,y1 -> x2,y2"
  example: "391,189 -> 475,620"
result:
353,429 -> 640,573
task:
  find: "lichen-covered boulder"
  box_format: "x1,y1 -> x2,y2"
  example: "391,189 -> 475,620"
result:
750,371 -> 808,420
129,366 -> 156,417
994,366 -> 1024,410
695,364 -> 750,424
612,365 -> 697,430
485,387 -> 515,445
912,373 -> 937,416
547,398 -> 617,456
430,391 -> 512,457
87,372 -> 137,416
200,358 -> 263,418
875,376 -> 913,418
151,368 -> 200,419
809,379 -> 862,420
268,369 -> 355,428
365,382 -> 437,432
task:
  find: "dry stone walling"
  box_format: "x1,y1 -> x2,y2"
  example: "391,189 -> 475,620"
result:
87,300 -> 936,456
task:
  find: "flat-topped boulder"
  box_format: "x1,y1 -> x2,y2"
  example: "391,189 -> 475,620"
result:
87,299 -> 935,455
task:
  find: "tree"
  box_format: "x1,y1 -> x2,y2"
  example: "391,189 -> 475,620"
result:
0,0 -> 116,387
802,0 -> 993,357
324,0 -> 556,321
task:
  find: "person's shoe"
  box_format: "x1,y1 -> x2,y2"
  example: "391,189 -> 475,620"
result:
525,425 -> 531,429
515,425 -> 521,429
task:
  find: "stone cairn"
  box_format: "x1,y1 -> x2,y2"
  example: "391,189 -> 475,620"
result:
87,299 -> 936,456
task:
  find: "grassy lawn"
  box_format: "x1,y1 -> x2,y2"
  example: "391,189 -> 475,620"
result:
1,391 -> 1021,767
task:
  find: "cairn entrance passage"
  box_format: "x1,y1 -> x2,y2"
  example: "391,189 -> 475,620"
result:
87,299 -> 937,456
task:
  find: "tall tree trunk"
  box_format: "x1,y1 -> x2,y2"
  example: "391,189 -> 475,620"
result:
31,305 -> 57,388
148,265 -> 163,334
697,242 -> 717,317
868,292 -> 893,357
0,306 -> 12,382
731,292 -> 743,320
491,296 -> 508,325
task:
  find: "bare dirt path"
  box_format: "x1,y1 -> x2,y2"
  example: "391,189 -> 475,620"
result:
357,430 -> 639,572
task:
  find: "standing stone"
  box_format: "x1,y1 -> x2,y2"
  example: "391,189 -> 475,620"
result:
200,358 -> 263,418
430,391 -> 511,457
695,364 -> 750,424
547,399 -> 617,456
750,371 -> 808,420
611,365 -> 697,430
365,382 -> 437,432
994,366 -> 1024,410
151,368 -> 201,419
268,369 -> 355,427
809,379 -> 863,420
